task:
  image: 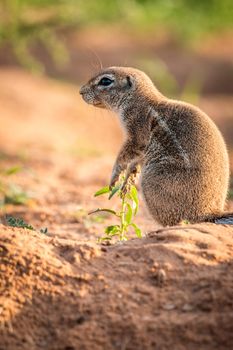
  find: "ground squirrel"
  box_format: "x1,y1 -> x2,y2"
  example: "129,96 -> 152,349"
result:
80,66 -> 231,226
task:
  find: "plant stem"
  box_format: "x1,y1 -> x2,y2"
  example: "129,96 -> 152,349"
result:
120,192 -> 126,240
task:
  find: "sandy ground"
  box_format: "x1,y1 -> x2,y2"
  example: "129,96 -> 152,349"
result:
0,69 -> 233,350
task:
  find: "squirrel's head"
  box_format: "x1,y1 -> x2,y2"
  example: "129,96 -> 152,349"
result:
79,66 -> 157,111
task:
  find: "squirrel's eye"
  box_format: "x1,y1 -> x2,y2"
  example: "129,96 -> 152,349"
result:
98,77 -> 113,86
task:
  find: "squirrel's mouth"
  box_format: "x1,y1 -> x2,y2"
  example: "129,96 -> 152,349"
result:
93,101 -> 105,108
79,89 -> 106,109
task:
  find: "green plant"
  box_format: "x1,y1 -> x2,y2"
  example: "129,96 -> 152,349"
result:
3,184 -> 30,205
40,227 -> 49,234
89,177 -> 142,242
6,216 -> 34,230
6,215 -> 49,234
0,165 -> 30,206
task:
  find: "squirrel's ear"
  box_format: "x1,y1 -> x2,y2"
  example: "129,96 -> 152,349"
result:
121,76 -> 133,90
126,76 -> 132,88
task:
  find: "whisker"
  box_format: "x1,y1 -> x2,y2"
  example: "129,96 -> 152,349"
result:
86,47 -> 103,72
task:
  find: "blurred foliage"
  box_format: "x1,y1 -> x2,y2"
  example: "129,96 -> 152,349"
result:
137,58 -> 202,102
0,0 -> 70,71
137,58 -> 178,96
228,176 -> 233,200
0,165 -> 30,206
77,0 -> 233,39
0,0 -> 233,71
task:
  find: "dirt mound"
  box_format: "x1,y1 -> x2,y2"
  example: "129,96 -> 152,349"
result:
1,223 -> 233,350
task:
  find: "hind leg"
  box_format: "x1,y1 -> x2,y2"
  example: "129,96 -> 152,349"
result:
140,168 -> 198,226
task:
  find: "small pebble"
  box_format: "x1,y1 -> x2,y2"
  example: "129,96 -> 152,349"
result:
182,303 -> 193,312
162,303 -> 176,310
157,268 -> 167,286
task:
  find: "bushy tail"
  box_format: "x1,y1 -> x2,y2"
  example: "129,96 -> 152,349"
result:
204,212 -> 233,225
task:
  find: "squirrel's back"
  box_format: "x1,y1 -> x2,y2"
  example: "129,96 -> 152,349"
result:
142,99 -> 229,225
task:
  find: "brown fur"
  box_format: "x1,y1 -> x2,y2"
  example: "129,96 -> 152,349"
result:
80,67 -> 230,226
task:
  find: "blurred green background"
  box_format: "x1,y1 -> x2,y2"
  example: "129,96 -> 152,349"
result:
1,0 -> 233,46
1,0 -> 233,84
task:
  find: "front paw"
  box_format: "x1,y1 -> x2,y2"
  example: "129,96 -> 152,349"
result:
120,173 -> 136,194
109,177 -> 118,190
109,172 -> 120,190
120,181 -> 128,195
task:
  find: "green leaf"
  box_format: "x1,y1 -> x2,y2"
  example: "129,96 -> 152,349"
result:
130,185 -> 139,214
4,166 -> 22,176
108,185 -> 121,199
105,225 -> 120,235
40,227 -> 48,234
94,186 -> 110,197
125,203 -> 133,225
130,223 -> 142,238
88,208 -> 118,216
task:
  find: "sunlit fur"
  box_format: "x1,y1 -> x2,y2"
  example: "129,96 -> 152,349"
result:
80,66 -> 230,226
